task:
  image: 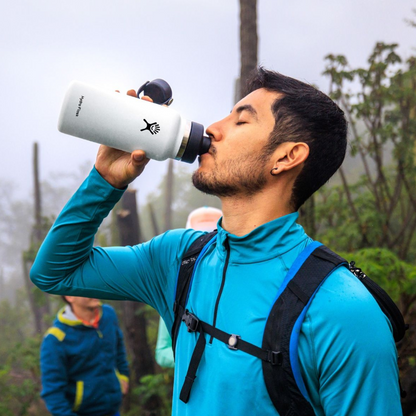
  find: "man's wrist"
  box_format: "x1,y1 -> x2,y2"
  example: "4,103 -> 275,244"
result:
92,166 -> 128,190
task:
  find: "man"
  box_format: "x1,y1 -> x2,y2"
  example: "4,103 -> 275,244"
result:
155,206 -> 223,368
31,68 -> 401,415
40,296 -> 129,416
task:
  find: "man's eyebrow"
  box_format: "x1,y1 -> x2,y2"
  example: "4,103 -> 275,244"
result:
234,104 -> 259,120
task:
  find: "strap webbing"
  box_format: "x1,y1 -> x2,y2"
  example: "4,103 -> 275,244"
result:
171,231 -> 218,355
179,310 -> 282,403
179,329 -> 207,403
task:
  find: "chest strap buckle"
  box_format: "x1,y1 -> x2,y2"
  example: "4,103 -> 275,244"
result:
182,310 -> 200,332
268,350 -> 283,366
228,334 -> 241,350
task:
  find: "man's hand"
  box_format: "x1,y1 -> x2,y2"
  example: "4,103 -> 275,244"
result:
94,90 -> 152,189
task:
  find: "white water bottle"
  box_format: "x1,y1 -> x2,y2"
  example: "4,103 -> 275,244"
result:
57,80 -> 211,163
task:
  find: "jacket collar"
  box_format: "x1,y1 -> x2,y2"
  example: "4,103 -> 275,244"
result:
57,305 -> 102,327
214,212 -> 308,264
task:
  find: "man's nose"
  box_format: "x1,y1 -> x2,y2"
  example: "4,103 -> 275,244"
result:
206,119 -> 223,142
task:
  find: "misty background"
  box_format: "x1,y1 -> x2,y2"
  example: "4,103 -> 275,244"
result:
1,2 -> 416,414
1,0 -> 414,203
0,0 -> 414,292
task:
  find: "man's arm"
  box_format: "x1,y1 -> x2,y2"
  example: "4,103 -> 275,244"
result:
30,166 -> 202,313
40,333 -> 77,416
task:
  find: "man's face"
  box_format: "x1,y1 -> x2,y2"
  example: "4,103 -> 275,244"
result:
193,88 -> 280,197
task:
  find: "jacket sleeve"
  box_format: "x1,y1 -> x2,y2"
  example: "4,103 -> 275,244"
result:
155,316 -> 175,368
298,267 -> 402,416
40,333 -> 77,416
30,167 -> 203,316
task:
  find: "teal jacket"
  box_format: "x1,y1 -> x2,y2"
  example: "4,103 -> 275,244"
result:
40,304 -> 129,416
31,167 -> 402,416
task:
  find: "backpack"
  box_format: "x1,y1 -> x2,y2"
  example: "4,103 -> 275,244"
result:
171,231 -> 407,415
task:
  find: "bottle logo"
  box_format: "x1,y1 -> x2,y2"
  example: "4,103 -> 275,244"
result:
76,96 -> 84,117
141,119 -> 161,135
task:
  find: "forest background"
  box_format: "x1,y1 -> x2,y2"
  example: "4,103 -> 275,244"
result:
1,1 -> 416,415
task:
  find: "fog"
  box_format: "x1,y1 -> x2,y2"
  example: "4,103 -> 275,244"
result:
0,0 -> 414,203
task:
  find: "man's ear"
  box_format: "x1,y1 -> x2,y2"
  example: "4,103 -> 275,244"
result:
271,142 -> 309,173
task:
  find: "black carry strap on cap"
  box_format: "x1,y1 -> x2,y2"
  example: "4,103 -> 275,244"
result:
172,241 -> 408,410
137,79 -> 174,106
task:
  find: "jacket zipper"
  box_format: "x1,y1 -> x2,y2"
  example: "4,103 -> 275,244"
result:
210,237 -> 230,344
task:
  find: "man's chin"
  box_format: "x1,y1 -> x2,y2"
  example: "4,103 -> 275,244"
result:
192,171 -> 237,198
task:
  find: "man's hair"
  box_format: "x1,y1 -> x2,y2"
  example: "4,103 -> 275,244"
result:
246,67 -> 348,210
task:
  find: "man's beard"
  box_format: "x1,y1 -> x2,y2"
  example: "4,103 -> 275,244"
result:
192,150 -> 269,198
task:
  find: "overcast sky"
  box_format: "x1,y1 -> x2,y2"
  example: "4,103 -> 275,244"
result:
0,0 -> 414,206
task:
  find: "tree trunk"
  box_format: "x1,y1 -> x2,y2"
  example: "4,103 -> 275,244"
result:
22,257 -> 44,335
164,160 -> 174,232
23,142 -> 51,335
239,0 -> 258,99
33,143 -> 42,243
32,143 -> 51,319
117,189 -> 161,414
148,202 -> 160,237
299,196 -> 316,239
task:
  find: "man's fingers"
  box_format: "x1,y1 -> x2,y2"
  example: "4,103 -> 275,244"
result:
132,150 -> 147,163
116,89 -> 153,102
141,95 -> 153,103
131,150 -> 150,175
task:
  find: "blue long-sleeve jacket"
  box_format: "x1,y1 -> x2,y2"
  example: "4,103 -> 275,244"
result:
40,304 -> 129,416
31,167 -> 402,416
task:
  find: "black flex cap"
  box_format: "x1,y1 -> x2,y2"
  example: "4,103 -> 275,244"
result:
181,122 -> 211,163
137,79 -> 173,106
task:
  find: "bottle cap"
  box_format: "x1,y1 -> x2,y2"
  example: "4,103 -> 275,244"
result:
180,122 -> 211,163
137,79 -> 174,106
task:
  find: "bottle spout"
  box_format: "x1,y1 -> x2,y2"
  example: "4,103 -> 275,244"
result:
180,122 -> 211,163
199,135 -> 211,155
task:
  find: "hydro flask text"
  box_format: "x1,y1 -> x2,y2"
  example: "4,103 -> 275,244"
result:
76,96 -> 84,117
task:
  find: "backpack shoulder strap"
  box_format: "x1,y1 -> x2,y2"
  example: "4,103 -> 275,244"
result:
263,242 -> 347,416
348,262 -> 407,342
171,230 -> 218,354
263,242 -> 407,415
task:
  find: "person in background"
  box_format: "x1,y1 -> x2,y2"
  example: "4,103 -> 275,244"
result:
155,206 -> 223,368
40,296 -> 129,416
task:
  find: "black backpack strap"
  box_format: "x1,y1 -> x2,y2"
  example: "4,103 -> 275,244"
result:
262,242 -> 408,415
348,261 -> 407,342
263,242 -> 346,416
171,231 -> 218,354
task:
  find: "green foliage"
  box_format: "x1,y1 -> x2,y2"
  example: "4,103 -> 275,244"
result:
339,247 -> 416,303
131,371 -> 174,416
322,42 -> 416,262
322,38 -> 416,410
0,294 -> 32,365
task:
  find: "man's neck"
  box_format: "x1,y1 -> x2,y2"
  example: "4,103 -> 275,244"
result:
71,305 -> 98,324
220,189 -> 294,237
